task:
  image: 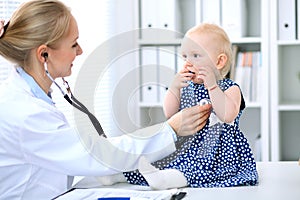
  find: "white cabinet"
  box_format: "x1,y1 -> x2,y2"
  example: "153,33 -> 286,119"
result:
137,0 -> 270,161
270,0 -> 300,161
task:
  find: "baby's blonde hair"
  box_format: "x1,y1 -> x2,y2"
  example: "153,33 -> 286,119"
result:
186,23 -> 233,78
0,0 -> 72,67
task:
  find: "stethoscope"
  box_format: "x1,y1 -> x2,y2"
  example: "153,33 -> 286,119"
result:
42,52 -> 106,138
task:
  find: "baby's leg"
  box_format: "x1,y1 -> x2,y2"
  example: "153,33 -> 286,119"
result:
138,156 -> 187,190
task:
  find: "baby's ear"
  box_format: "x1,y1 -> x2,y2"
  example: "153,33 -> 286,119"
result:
216,53 -> 227,70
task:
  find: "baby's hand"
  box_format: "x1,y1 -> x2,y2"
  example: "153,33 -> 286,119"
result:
197,65 -> 219,89
170,68 -> 194,90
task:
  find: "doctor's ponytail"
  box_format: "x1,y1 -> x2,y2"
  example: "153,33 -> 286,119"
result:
0,0 -> 72,67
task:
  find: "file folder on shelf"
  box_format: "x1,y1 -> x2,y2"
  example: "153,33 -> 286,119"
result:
200,0 -> 221,25
297,0 -> 300,40
221,0 -> 247,39
158,46 -> 176,103
141,47 -> 158,104
278,0 -> 296,40
142,84 -> 158,104
140,0 -> 178,39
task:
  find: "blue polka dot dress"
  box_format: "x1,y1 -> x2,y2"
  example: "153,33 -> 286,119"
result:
123,79 -> 258,187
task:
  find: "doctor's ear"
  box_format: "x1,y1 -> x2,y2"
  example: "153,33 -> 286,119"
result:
37,45 -> 49,63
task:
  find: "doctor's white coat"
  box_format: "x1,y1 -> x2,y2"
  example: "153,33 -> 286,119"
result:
0,69 -> 176,200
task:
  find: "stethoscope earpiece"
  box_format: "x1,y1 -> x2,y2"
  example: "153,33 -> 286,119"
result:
42,52 -> 49,71
42,52 -> 48,59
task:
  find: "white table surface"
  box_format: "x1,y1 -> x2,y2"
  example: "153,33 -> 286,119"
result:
65,161 -> 300,200
184,161 -> 300,200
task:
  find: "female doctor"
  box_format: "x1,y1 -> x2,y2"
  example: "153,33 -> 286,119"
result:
0,0 -> 211,199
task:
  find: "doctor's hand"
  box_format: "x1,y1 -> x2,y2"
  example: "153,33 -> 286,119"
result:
167,103 -> 212,136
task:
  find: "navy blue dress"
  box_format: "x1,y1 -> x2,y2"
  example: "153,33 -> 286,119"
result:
123,79 -> 258,187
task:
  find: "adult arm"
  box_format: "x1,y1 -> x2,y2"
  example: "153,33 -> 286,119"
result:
19,101 -> 210,176
167,103 -> 211,136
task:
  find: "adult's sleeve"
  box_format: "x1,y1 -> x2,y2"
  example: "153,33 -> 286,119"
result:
20,105 -> 176,176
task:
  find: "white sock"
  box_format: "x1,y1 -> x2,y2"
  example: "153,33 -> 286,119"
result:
95,173 -> 126,186
138,156 -> 187,190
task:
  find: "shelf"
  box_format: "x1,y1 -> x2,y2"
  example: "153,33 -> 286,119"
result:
231,37 -> 261,44
279,104 -> 300,111
138,38 -> 182,46
246,102 -> 262,108
137,0 -> 269,161
277,40 -> 300,46
271,0 -> 300,161
139,102 -> 163,108
139,37 -> 261,46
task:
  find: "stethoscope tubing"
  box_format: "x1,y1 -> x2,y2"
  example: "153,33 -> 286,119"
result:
67,93 -> 106,137
44,61 -> 106,137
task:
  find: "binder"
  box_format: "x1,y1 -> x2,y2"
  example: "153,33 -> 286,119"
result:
297,0 -> 300,39
158,46 -> 176,103
250,51 -> 262,102
158,0 -> 176,35
157,0 -> 178,39
141,47 -> 159,103
278,0 -> 296,40
200,0 -> 221,25
141,0 -> 158,39
229,45 -> 239,80
221,0 -> 247,38
142,84 -> 158,104
176,50 -> 185,73
234,52 -> 252,102
140,0 -> 178,39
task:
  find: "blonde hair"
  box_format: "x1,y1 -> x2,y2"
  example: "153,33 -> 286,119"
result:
0,0 -> 72,67
186,23 -> 233,78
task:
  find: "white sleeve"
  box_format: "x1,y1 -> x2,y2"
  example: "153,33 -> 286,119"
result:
21,108 -> 176,176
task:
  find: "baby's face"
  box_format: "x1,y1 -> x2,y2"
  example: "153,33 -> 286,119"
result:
180,33 -> 218,83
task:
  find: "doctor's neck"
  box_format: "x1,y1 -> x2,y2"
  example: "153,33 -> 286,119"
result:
23,65 -> 53,95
